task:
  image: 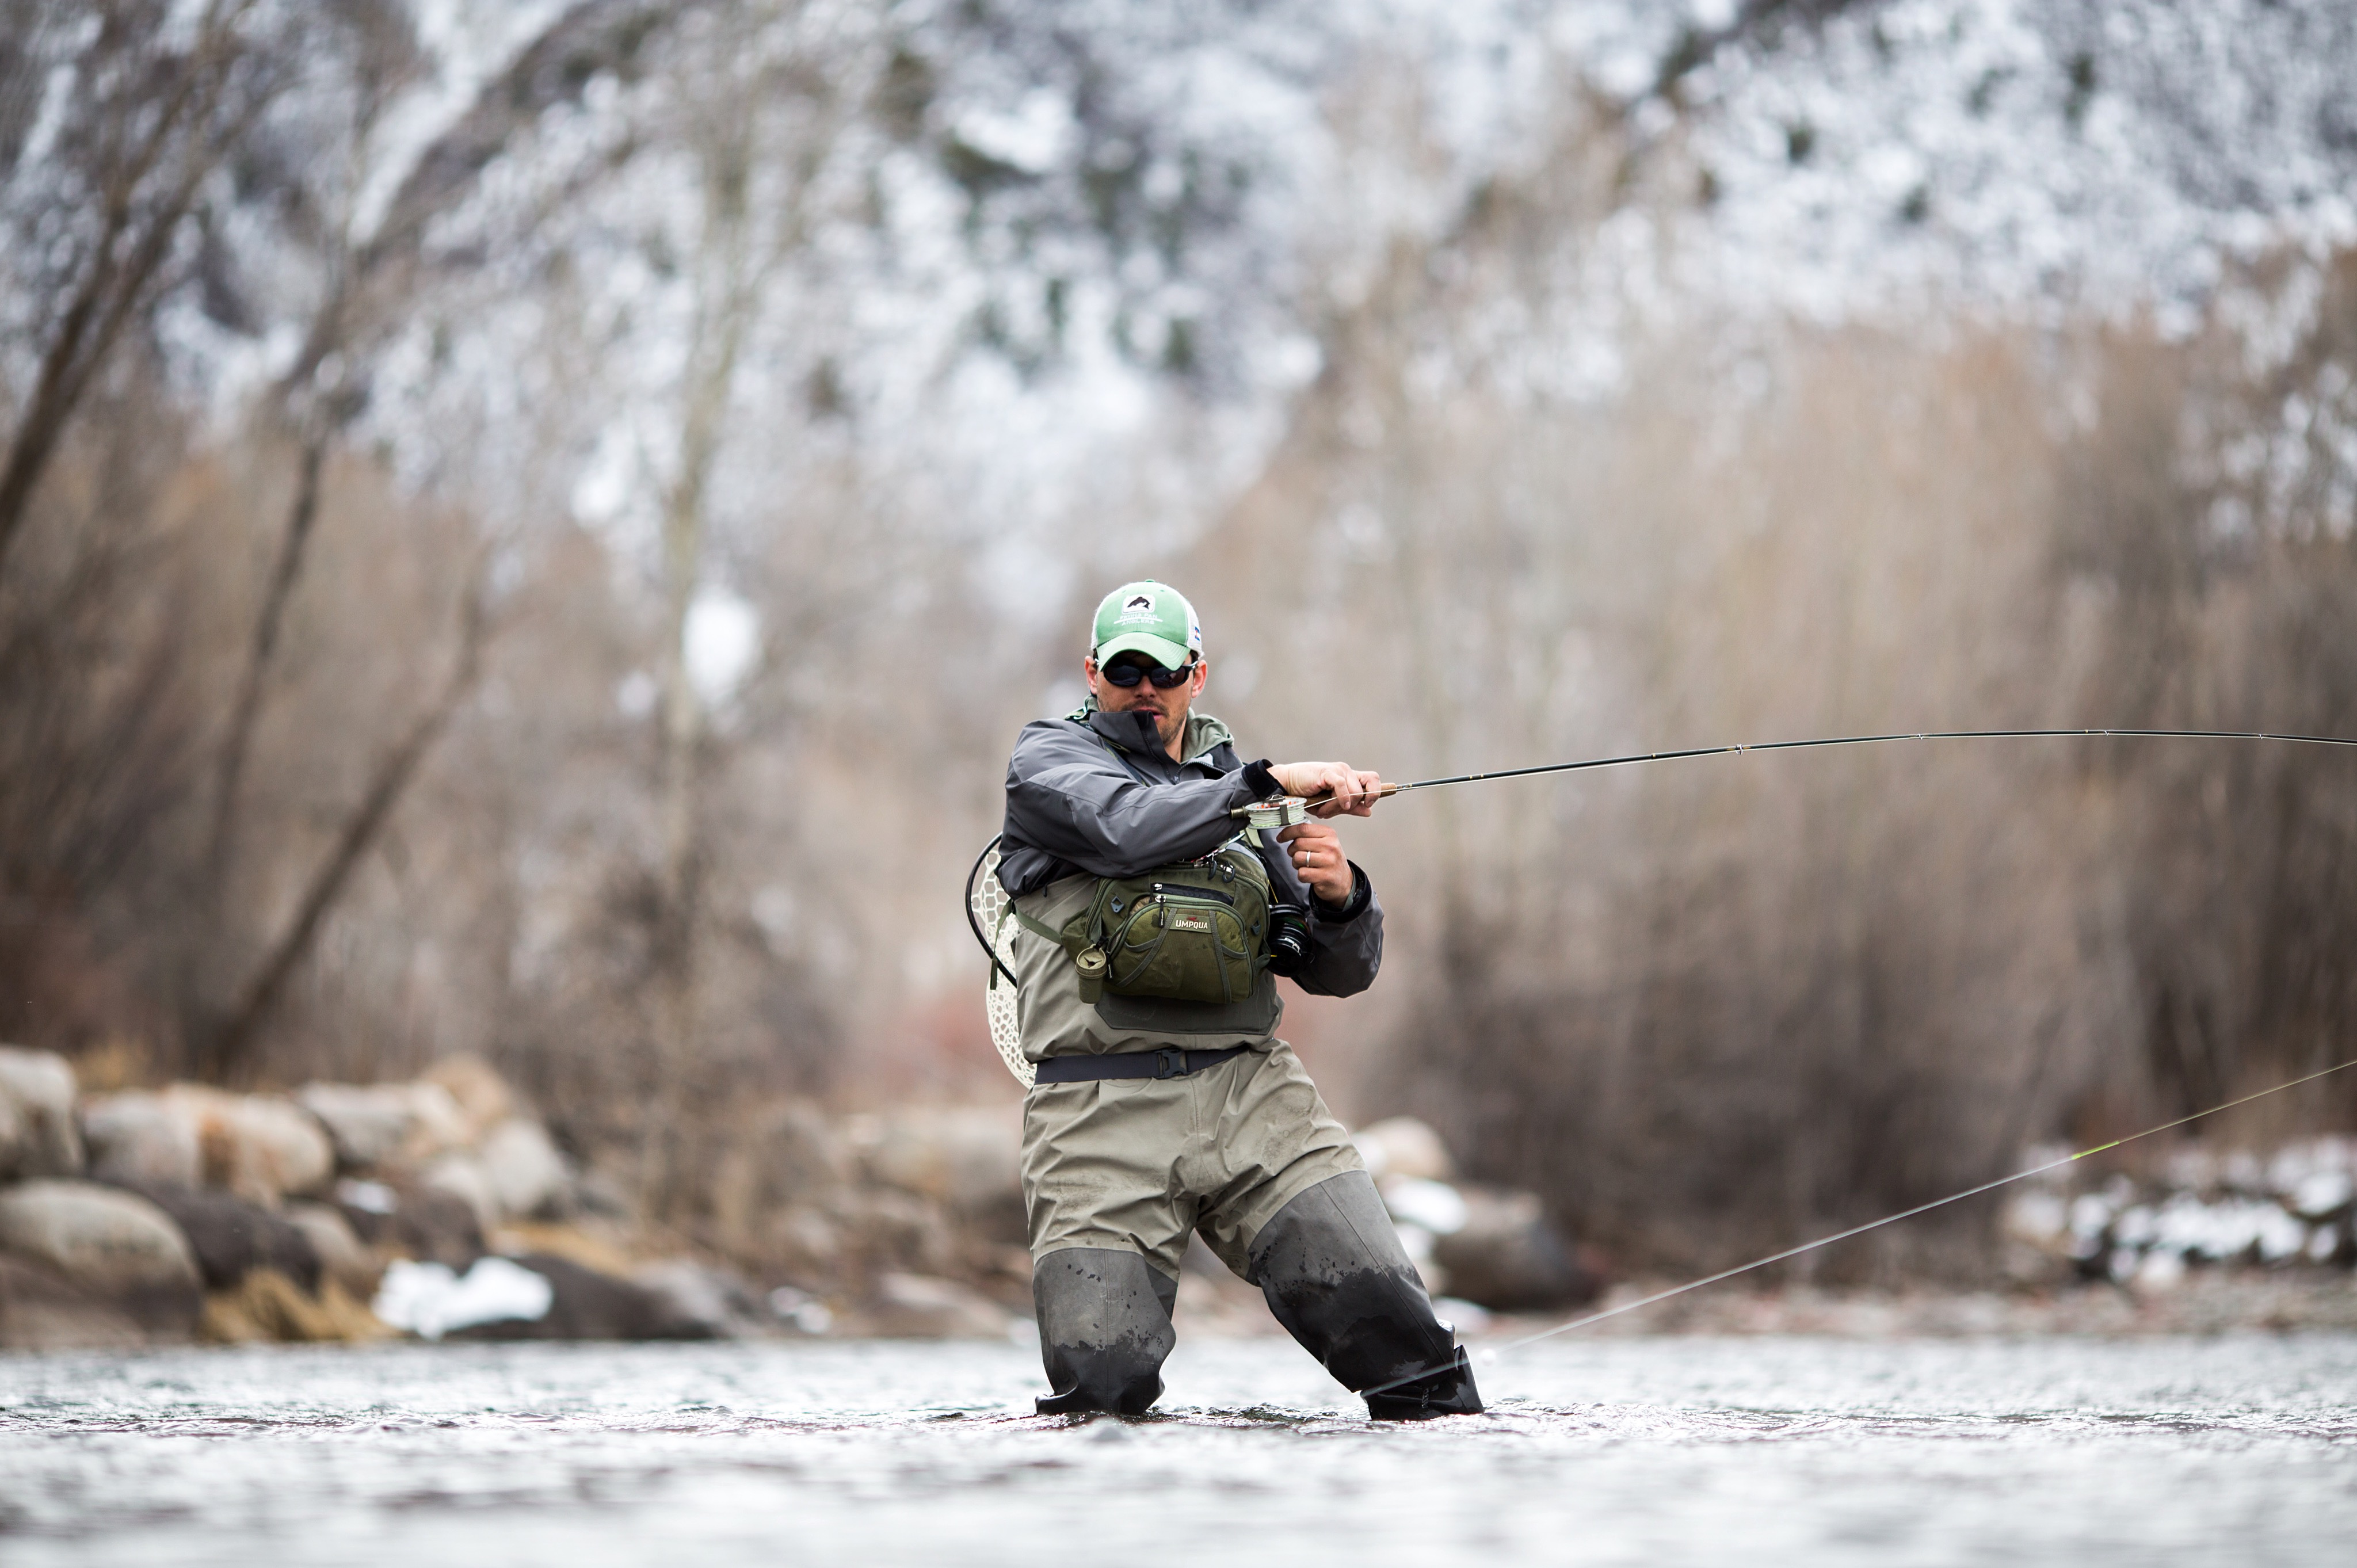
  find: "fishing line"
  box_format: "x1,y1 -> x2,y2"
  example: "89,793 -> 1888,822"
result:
1279,726 -> 2357,813
1360,1056 -> 2357,1400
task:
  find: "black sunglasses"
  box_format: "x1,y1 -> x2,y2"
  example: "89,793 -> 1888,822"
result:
1100,656 -> 1196,689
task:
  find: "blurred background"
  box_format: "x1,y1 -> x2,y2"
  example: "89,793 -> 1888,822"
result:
3,0 -> 2356,1344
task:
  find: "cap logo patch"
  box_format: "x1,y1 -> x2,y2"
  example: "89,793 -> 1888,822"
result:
1121,593 -> 1156,619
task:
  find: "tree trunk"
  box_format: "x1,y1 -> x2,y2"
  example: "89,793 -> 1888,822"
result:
195,572 -> 491,1082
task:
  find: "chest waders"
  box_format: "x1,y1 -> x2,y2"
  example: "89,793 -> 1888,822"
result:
985,722 -> 1481,1420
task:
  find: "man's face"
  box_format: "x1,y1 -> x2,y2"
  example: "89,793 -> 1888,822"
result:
1085,650 -> 1209,757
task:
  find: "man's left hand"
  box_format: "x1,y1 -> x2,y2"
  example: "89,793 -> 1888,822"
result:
1269,761 -> 1383,817
1277,819 -> 1355,904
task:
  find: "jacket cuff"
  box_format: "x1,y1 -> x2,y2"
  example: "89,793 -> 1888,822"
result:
1238,758 -> 1280,800
1311,861 -> 1372,922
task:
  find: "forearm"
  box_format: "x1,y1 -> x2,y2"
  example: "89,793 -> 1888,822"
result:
1291,863 -> 1383,997
1004,765 -> 1259,877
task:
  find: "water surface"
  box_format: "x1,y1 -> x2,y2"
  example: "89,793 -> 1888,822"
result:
3,1333 -> 2352,1565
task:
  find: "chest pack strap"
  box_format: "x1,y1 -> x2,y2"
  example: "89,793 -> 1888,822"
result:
1031,1044 -> 1253,1084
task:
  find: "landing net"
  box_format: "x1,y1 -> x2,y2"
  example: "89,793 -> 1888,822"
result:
966,840 -> 1033,1088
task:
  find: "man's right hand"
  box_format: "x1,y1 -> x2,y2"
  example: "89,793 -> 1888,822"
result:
1268,761 -> 1383,817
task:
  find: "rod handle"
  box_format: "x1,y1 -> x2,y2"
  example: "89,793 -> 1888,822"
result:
1297,781 -> 1402,811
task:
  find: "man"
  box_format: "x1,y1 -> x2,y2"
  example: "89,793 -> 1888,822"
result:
996,579 -> 1481,1419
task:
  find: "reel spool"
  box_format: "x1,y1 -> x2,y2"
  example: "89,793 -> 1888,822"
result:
1238,796 -> 1311,833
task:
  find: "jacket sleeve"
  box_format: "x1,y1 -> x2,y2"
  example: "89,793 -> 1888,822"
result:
1003,720 -> 1263,878
1250,828 -> 1385,998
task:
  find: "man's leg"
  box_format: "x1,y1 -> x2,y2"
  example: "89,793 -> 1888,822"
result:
1246,1170 -> 1483,1420
1031,1247 -> 1179,1416
1021,1074 -> 1197,1417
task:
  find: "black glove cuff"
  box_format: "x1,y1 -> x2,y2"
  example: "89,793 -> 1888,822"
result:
1241,757 -> 1280,800
1312,861 -> 1372,922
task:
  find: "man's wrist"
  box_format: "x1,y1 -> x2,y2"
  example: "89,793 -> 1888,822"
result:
1311,861 -> 1371,922
1240,758 -> 1279,799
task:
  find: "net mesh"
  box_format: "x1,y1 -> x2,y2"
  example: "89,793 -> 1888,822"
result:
969,844 -> 1032,1088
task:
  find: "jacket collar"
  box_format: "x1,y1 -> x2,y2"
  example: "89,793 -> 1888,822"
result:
1075,699 -> 1234,766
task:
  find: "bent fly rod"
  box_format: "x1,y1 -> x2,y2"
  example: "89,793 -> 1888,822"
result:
1233,725 -> 2357,827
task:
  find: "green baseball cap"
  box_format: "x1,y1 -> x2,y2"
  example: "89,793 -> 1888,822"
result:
1091,579 -> 1202,670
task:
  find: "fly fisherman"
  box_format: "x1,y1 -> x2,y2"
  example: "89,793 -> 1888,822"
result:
996,580 -> 1481,1419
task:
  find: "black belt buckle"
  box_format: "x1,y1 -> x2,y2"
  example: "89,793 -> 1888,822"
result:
1154,1046 -> 1186,1079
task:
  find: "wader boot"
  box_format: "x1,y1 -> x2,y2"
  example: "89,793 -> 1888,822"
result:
1248,1170 -> 1483,1420
1031,1247 -> 1178,1416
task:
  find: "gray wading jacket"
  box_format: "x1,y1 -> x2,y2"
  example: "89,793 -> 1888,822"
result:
998,704 -> 1384,1062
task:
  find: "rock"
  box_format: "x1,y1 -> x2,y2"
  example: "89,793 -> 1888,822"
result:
421,1152 -> 499,1235
334,1178 -> 485,1269
123,1183 -> 322,1295
450,1253 -> 708,1341
0,1046 -> 83,1179
421,1054 -> 517,1140
1428,1187 -> 1599,1312
202,1268 -> 388,1344
865,1272 -> 1012,1338
828,1186 -> 959,1280
1353,1116 -> 1456,1182
844,1107 -> 1024,1244
1381,1176 -> 1471,1235
707,1100 -> 848,1256
632,1258 -> 770,1338
159,1086 -> 335,1204
477,1119 -> 568,1221
1999,1188 -> 2076,1287
490,1220 -> 639,1279
373,1256 -> 555,1341
81,1091 -> 201,1188
285,1201 -> 380,1298
0,1253 -> 148,1350
0,1179 -> 202,1334
296,1081 -> 470,1169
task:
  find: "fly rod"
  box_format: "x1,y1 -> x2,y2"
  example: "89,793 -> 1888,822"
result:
1359,1055 -> 2357,1402
1233,726 -> 2357,826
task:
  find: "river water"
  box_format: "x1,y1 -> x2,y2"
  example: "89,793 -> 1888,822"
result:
3,1332 -> 2353,1566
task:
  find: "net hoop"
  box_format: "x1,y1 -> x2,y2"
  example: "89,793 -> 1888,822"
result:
965,838 -> 1033,1088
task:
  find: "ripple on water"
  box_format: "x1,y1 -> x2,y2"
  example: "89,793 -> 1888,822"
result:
1,1335 -> 2354,1566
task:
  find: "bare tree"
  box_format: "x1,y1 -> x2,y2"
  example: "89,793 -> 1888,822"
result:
0,1 -> 285,581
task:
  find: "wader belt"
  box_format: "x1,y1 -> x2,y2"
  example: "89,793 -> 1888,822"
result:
1032,1045 -> 1253,1084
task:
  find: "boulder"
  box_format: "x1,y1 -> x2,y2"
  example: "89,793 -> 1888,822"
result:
844,1107 -> 1024,1243
865,1272 -> 1012,1338
0,1253 -> 148,1351
160,1086 -> 335,1203
707,1098 -> 848,1254
478,1119 -> 569,1221
0,1046 -> 83,1179
632,1258 -> 770,1339
421,1054 -> 517,1140
81,1091 -> 201,1188
333,1179 -> 485,1269
0,1179 -> 201,1334
285,1200 -> 380,1298
421,1152 -> 500,1235
449,1253 -> 708,1341
123,1183 -> 322,1295
296,1081 -> 470,1169
1354,1117 -> 1456,1182
1428,1187 -> 1598,1312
